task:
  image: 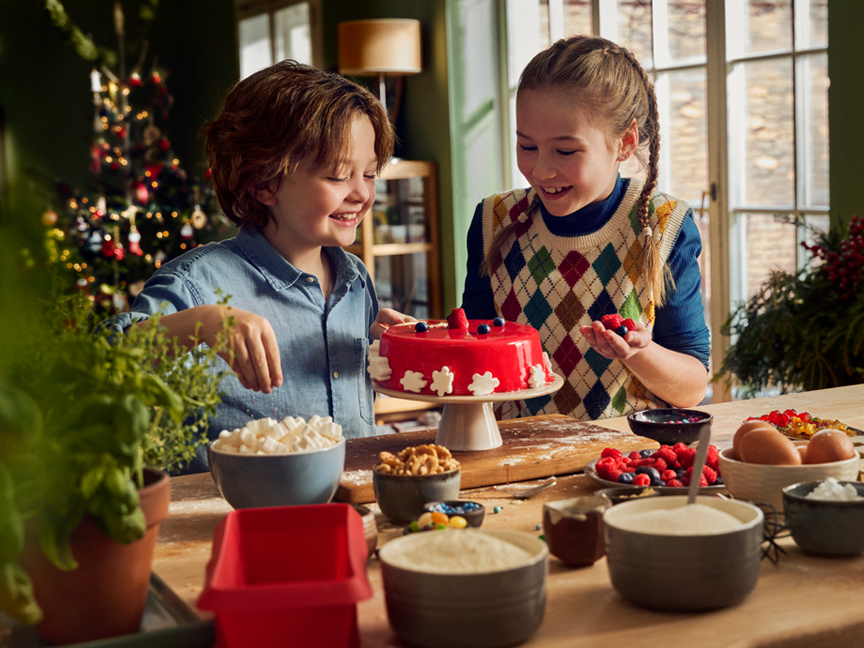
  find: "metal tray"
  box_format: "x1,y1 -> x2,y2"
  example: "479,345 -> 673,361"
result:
7,574 -> 214,648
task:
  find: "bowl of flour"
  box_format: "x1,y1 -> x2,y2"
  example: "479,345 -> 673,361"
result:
378,529 -> 547,648
603,496 -> 764,611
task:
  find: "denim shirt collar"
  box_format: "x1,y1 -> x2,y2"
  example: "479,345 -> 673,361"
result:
235,225 -> 363,292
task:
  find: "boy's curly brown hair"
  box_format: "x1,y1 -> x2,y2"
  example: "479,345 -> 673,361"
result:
202,60 -> 394,229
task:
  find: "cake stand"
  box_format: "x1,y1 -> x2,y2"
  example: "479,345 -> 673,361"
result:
373,373 -> 564,451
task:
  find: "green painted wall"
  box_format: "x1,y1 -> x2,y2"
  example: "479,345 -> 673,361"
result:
828,0 -> 864,231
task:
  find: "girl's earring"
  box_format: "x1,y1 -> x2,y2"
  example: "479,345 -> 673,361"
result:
618,153 -> 628,162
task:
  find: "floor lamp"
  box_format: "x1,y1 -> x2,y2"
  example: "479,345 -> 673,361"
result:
338,19 -> 422,125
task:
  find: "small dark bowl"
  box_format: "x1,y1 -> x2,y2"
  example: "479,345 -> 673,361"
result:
595,487 -> 663,506
422,500 -> 486,527
782,480 -> 864,556
627,408 -> 713,445
373,468 -> 461,523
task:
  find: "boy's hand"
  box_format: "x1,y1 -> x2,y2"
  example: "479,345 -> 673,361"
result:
219,308 -> 283,393
371,308 -> 417,339
578,319 -> 651,361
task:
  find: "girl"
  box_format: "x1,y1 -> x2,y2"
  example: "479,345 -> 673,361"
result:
461,35 -> 710,421
100,61 -> 407,472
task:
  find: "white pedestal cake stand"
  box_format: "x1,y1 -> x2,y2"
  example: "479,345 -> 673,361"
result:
373,373 -> 564,452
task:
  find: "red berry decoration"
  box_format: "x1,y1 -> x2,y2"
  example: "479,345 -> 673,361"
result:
446,307 -> 469,330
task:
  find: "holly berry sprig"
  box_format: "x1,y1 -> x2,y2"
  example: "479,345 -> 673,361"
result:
801,215 -> 864,301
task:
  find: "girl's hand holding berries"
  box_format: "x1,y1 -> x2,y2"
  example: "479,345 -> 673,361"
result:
579,314 -> 650,360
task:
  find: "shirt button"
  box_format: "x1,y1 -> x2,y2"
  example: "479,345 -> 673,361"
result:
306,276 -> 315,283
333,371 -> 339,379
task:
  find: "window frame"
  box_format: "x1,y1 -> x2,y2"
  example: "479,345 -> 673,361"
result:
235,0 -> 323,73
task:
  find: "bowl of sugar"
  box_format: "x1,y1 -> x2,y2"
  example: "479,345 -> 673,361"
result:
603,495 -> 764,611
208,415 -> 346,509
782,479 -> 864,556
379,529 -> 547,648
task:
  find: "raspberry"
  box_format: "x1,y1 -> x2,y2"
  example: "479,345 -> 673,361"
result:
702,466 -> 718,485
623,318 -> 637,331
600,314 -> 624,330
652,458 -> 668,473
632,473 -> 651,487
661,470 -> 678,483
705,445 -> 720,470
601,447 -> 623,461
607,469 -> 623,482
666,479 -> 684,487
653,447 -> 678,466
676,447 -> 697,468
628,451 -> 642,461
447,307 -> 469,330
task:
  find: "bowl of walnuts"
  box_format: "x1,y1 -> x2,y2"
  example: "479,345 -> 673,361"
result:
373,444 -> 461,523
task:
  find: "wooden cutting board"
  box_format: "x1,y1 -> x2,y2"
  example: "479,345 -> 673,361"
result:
335,414 -> 658,504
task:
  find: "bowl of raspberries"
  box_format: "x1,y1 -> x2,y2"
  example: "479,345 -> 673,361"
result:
587,444 -> 724,492
627,407 -> 713,445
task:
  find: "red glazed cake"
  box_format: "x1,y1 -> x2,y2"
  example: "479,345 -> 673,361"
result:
368,310 -> 553,397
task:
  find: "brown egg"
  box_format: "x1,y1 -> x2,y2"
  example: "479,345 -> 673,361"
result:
738,427 -> 802,465
732,419 -> 777,460
797,445 -> 808,463
804,429 -> 857,464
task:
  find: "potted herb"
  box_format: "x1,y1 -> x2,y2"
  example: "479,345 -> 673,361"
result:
0,290 -> 230,644
719,215 -> 864,395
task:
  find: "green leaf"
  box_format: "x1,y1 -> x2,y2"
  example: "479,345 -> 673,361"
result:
0,561 -> 43,625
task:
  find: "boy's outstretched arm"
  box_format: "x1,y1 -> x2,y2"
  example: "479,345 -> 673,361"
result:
370,308 -> 417,339
138,305 -> 283,394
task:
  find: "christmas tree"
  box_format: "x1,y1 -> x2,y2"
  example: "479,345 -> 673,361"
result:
42,0 -> 235,314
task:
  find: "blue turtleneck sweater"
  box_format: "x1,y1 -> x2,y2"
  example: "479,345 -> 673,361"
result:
461,176 -> 710,369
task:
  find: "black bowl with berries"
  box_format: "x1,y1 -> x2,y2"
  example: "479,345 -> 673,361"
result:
627,408 -> 713,445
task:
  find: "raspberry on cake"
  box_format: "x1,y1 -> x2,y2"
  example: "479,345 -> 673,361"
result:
368,309 -> 553,397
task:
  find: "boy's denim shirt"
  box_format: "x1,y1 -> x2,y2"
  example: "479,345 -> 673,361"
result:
101,226 -> 380,471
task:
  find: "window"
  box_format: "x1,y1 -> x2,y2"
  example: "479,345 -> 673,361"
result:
498,0 -> 829,400
236,1 -> 322,80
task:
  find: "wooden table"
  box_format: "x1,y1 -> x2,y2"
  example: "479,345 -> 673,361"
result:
153,384 -> 864,648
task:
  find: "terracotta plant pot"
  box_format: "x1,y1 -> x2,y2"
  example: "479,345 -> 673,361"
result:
18,468 -> 171,645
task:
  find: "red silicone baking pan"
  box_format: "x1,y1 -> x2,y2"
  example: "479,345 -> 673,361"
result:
197,503 -> 372,648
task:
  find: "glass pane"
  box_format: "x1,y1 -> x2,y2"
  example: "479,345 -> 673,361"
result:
371,178 -> 428,245
239,15 -> 271,80
617,0 -> 653,68
274,3 -> 312,66
798,0 -> 828,49
563,0 -> 593,37
663,68 -> 708,204
744,213 -> 797,299
506,0 -> 548,89
665,1 -> 706,65
803,214 -> 830,268
461,0 -> 497,120
538,0 -> 552,50
799,53 -> 829,208
375,253 -> 430,320
744,0 -> 792,55
742,58 -> 794,206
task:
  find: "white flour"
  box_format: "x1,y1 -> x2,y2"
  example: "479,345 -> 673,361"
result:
615,503 -> 743,535
381,530 -> 534,573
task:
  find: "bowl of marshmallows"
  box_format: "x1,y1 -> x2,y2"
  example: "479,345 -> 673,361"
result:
208,414 -> 346,509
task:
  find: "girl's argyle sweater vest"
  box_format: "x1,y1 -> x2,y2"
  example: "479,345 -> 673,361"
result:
480,179 -> 690,420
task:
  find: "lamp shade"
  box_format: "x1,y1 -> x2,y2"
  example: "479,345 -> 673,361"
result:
338,19 -> 422,77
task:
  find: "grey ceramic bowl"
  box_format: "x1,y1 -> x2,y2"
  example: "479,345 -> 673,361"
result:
783,480 -> 864,556
378,529 -> 547,648
208,438 -> 345,509
603,495 -> 764,611
422,500 -> 485,527
373,468 -> 461,523
627,408 -> 713,445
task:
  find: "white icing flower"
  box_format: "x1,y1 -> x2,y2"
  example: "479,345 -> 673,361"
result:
367,340 -> 392,381
543,351 -> 553,374
469,372 -> 499,396
431,367 -> 455,396
400,370 -> 428,393
529,364 -> 547,389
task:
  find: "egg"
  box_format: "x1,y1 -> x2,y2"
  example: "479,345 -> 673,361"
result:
804,429 -> 857,464
732,419 -> 777,460
738,427 -> 802,465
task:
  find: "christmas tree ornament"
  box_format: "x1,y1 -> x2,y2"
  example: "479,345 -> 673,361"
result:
132,180 -> 149,205
190,206 -> 207,229
180,223 -> 194,240
42,210 -> 58,226
128,227 -> 143,256
76,277 -> 89,292
129,72 -> 142,87
113,242 -> 125,261
101,237 -> 116,258
142,124 -> 161,146
87,231 -> 103,254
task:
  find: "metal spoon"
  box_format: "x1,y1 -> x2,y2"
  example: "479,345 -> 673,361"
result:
687,423 -> 713,505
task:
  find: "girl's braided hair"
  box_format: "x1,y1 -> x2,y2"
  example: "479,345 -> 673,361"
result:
484,35 -> 672,306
